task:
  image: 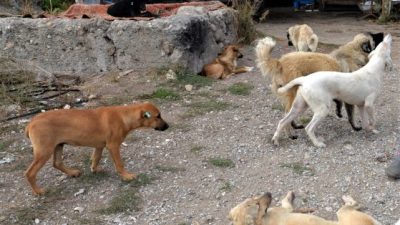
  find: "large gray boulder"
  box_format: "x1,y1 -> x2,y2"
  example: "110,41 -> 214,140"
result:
0,6 -> 238,76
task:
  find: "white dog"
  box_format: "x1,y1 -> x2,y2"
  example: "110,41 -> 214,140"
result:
272,34 -> 393,147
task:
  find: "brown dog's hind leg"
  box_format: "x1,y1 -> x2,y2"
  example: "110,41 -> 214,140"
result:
91,147 -> 104,173
25,146 -> 53,195
53,144 -> 81,177
107,143 -> 137,181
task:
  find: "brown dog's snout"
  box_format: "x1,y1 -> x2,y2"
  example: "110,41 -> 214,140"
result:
155,120 -> 169,131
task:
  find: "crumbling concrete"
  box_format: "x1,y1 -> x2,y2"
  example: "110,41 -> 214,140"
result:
0,6 -> 238,76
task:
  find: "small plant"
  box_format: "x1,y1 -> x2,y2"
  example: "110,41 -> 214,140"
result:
220,181 -> 234,192
228,82 -> 254,95
207,157 -> 235,168
154,65 -> 213,88
235,0 -> 258,44
97,188 -> 141,214
271,103 -> 284,111
299,116 -> 311,124
42,0 -> 75,14
281,162 -> 314,176
129,173 -> 156,187
184,100 -> 231,117
0,140 -> 14,151
139,88 -> 180,101
190,145 -> 203,154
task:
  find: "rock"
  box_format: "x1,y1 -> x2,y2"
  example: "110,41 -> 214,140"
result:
166,69 -> 177,80
185,84 -> 193,91
34,218 -> 40,224
0,7 -> 237,75
63,104 -> 71,109
73,206 -> 84,213
74,188 -> 85,197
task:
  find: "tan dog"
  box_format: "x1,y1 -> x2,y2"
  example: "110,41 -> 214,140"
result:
255,33 -> 383,131
287,24 -> 319,52
24,102 -> 169,195
228,191 -> 382,225
200,45 -> 253,79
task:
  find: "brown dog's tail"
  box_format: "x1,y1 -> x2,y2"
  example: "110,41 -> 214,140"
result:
255,37 -> 282,77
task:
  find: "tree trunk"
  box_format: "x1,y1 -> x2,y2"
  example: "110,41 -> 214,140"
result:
379,0 -> 392,21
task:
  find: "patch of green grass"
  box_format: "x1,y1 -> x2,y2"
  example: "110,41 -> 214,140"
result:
98,95 -> 133,106
97,188 -> 141,214
220,181 -> 233,192
228,82 -> 254,95
4,205 -> 48,225
184,100 -> 231,117
78,171 -> 110,186
155,65 -> 213,88
190,145 -> 203,154
281,162 -> 314,176
155,165 -> 186,173
0,139 -> 14,151
139,88 -> 180,101
98,173 -> 156,215
207,157 -> 235,168
271,103 -> 284,111
299,116 -> 311,125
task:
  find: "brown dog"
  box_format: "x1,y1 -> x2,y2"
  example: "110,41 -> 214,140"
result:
200,45 -> 253,79
24,102 -> 169,195
229,191 -> 382,225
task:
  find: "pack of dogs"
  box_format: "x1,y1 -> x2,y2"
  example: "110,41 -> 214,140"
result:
22,18 -> 394,224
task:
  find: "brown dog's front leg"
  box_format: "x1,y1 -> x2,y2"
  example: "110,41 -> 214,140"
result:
91,147 -> 104,173
107,144 -> 137,181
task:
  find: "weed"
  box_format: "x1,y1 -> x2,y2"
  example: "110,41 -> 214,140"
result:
271,103 -> 284,111
207,157 -> 235,168
0,139 -> 14,151
139,88 -> 180,101
190,145 -> 203,154
42,0 -> 74,14
281,162 -> 314,176
220,181 -> 234,192
4,205 -> 48,225
236,0 -> 257,44
155,165 -> 186,173
97,188 -> 141,214
78,171 -> 110,186
299,116 -> 311,125
184,100 -> 231,117
228,82 -> 254,95
154,65 -> 213,88
98,173 -> 155,214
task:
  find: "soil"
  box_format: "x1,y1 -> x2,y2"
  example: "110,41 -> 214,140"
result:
0,9 -> 399,225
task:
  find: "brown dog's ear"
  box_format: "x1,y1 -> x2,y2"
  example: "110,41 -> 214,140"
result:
255,192 -> 272,225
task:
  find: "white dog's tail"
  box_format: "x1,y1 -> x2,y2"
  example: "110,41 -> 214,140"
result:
277,76 -> 306,94
308,34 -> 319,52
255,37 -> 279,77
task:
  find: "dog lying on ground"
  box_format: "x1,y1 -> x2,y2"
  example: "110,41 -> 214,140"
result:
256,32 -> 384,131
272,34 -> 392,147
200,45 -> 253,79
287,24 -> 319,52
24,102 -> 169,195
228,191 -> 382,225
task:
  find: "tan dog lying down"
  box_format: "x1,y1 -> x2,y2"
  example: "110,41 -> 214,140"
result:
228,191 -> 382,225
24,102 -> 169,195
200,45 -> 253,79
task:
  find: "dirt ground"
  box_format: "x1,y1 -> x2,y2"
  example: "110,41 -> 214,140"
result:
0,10 -> 399,225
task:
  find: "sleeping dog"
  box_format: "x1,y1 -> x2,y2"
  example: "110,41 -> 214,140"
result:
229,191 -> 382,225
272,34 -> 392,147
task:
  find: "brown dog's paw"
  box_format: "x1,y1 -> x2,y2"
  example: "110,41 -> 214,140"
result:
68,169 -> 82,177
121,172 -> 137,181
33,188 -> 46,196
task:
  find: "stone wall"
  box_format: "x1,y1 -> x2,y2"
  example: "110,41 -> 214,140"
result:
0,6 -> 238,76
